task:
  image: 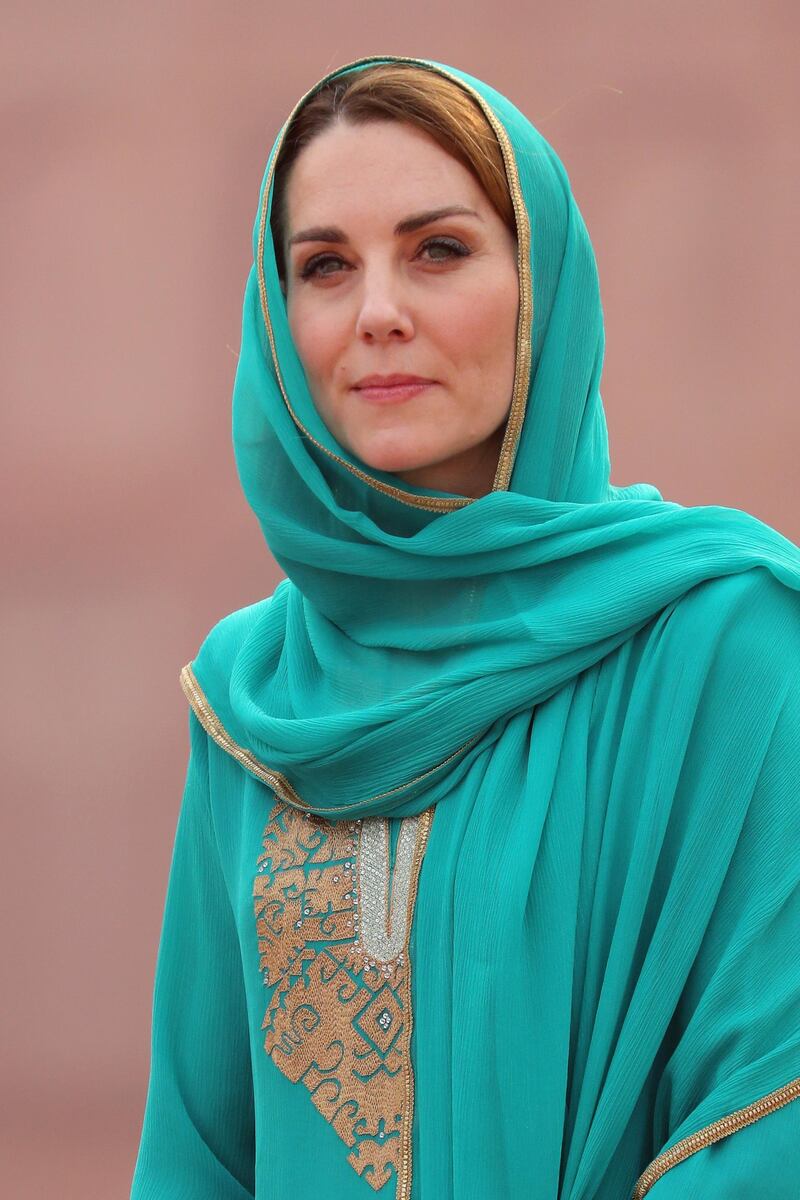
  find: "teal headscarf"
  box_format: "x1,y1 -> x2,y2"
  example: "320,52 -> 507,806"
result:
182,55 -> 800,1196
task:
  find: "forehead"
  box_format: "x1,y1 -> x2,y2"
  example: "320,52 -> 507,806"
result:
283,120 -> 488,228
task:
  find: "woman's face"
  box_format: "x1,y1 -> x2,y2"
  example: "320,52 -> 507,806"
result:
282,119 -> 519,497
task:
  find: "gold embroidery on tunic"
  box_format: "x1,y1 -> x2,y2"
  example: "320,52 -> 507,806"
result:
253,801 -> 434,1198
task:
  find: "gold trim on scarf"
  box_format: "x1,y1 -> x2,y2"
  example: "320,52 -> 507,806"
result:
255,53 -> 533,511
180,662 -> 308,807
630,1077 -> 800,1198
253,801 -> 433,1197
180,662 -> 483,814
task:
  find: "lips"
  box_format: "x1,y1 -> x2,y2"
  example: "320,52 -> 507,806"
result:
354,381 -> 435,406
352,373 -> 437,406
353,374 -> 435,389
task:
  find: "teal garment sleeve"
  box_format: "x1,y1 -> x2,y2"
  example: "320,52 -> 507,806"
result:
641,610 -> 800,1199
130,711 -> 256,1200
644,1097 -> 800,1197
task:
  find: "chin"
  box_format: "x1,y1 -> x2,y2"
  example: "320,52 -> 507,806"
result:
350,433 -> 441,476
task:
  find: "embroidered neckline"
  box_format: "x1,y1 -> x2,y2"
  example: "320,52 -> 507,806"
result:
254,801 -> 434,1197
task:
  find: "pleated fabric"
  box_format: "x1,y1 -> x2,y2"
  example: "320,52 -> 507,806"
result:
131,55 -> 800,1199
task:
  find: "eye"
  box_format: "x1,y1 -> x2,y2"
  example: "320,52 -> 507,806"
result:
416,236 -> 471,263
297,235 -> 471,282
299,253 -> 348,281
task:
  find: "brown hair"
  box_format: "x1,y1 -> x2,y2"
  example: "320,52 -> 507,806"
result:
269,63 -> 516,285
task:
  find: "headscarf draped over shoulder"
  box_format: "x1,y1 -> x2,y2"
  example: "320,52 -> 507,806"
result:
181,53 -> 800,822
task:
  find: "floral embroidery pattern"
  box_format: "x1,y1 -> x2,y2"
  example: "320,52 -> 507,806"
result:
253,801 -> 434,1197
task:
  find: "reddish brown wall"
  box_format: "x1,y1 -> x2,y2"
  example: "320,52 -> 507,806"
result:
2,3 -> 797,1193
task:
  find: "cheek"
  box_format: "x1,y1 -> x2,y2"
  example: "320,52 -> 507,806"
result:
434,278 -> 518,376
435,273 -> 518,442
288,299 -> 342,387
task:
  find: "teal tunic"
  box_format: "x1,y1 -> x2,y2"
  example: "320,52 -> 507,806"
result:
131,570 -> 800,1200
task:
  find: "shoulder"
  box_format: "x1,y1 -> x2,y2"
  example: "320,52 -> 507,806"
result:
662,568 -> 800,673
192,595 -> 274,678
655,571 -> 800,777
610,569 -> 800,764
189,577 -> 291,678
180,579 -> 290,747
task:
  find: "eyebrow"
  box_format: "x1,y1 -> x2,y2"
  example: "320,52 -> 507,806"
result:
287,205 -> 483,248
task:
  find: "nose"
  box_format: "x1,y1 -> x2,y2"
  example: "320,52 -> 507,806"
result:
354,266 -> 414,343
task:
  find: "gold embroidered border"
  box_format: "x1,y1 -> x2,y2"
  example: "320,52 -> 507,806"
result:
180,662 -> 308,807
397,804 -> 432,1199
255,52 -> 533,510
631,1076 -> 800,1198
180,662 -> 483,814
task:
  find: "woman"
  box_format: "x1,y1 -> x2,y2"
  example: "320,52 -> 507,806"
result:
130,56 -> 800,1200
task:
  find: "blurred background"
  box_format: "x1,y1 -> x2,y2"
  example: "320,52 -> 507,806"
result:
2,1 -> 798,1194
